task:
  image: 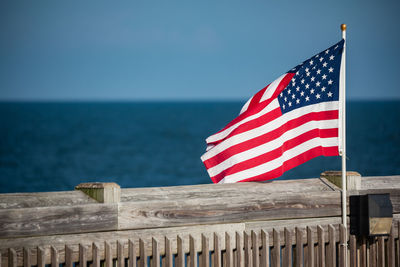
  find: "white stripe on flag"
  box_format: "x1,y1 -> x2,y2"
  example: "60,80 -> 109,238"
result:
259,73 -> 287,102
201,101 -> 339,162
206,73 -> 288,144
218,136 -> 338,183
206,118 -> 338,177
206,100 -> 280,144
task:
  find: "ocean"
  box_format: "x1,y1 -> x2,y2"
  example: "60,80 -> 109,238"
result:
0,101 -> 399,193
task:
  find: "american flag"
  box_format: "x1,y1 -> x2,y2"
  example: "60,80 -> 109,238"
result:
201,39 -> 345,184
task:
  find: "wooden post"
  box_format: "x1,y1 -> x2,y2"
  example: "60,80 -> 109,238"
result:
320,171 -> 361,190
75,182 -> 121,203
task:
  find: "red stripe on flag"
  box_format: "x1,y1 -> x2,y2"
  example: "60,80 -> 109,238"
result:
235,146 -> 339,183
203,109 -> 338,169
209,128 -> 338,183
207,73 -> 294,145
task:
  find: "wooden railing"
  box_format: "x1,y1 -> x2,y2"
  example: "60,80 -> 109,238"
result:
1,175 -> 399,266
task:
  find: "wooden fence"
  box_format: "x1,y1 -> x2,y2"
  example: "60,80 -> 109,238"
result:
1,175 -> 400,266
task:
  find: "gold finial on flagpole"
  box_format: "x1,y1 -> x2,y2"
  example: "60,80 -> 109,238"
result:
341,24 -> 347,31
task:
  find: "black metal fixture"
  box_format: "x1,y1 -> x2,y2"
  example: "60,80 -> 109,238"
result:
350,193 -> 393,236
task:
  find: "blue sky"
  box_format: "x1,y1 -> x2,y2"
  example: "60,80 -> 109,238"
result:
1,0 -> 399,101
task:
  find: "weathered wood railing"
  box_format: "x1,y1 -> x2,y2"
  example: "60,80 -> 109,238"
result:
0,175 -> 399,266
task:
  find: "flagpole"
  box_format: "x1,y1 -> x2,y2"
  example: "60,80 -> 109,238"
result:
340,23 -> 348,266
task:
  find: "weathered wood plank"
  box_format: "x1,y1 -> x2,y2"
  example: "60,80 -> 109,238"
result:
118,191 -> 342,231
0,191 -> 97,210
120,178 -> 339,203
0,203 -> 118,238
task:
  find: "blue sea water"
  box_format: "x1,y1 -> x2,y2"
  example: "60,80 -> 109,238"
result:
0,101 -> 399,193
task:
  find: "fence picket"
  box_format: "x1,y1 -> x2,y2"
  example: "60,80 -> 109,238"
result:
65,245 -> 73,267
93,243 -> 101,267
190,235 -> 197,267
37,247 -> 45,267
388,225 -> 395,267
225,233 -> 233,267
317,226 -> 325,267
327,225 -> 335,267
295,227 -> 304,267
202,234 -> 210,267
23,248 -> 30,267
139,239 -> 147,267
244,232 -> 251,267
152,238 -> 160,267
283,228 -> 292,267
128,240 -> 136,267
213,233 -> 221,267
339,225 -> 346,267
369,237 -> 376,267
9,248 -> 17,267
260,230 -> 269,267
236,232 -> 244,267
272,229 -> 280,267
360,236 -> 367,267
165,237 -> 173,267
377,236 -> 385,267
349,235 -> 356,267
177,236 -> 184,267
51,246 -> 59,267
252,231 -> 259,267
306,227 -> 314,267
80,244 -> 88,267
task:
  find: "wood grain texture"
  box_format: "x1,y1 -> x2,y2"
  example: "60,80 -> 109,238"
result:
118,191 -> 342,231
0,191 -> 97,210
0,203 -> 118,238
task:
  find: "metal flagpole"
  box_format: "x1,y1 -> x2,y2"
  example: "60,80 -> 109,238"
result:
340,23 -> 348,266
